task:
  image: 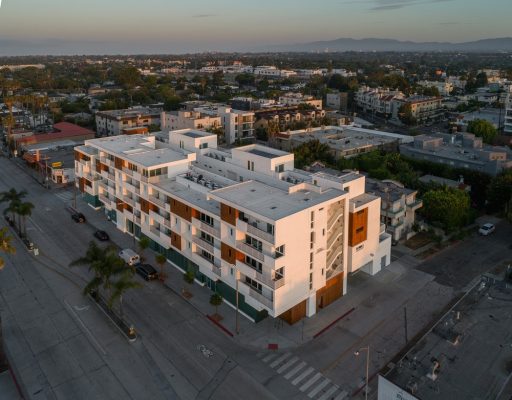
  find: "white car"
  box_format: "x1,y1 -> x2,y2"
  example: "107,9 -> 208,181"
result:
478,223 -> 495,236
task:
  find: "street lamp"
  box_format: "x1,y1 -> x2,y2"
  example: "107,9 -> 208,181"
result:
354,345 -> 370,400
234,264 -> 240,335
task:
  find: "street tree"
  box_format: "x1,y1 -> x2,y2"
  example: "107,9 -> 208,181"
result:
17,201 -> 34,237
421,187 -> 471,231
209,292 -> 223,319
155,253 -> 167,282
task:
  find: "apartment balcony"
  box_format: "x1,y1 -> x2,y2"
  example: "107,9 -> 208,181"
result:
382,207 -> 405,218
122,167 -> 134,177
388,221 -> 405,232
193,252 -> 222,274
240,280 -> 273,309
124,181 -> 138,193
192,218 -> 221,238
237,219 -> 275,244
192,236 -> 215,254
407,199 -> 423,211
236,241 -> 265,263
149,195 -> 167,209
123,196 -> 136,207
236,260 -> 285,290
101,170 -> 116,182
99,194 -> 111,206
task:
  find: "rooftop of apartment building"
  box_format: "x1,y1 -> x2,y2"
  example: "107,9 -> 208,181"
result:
385,273 -> 512,400
279,125 -> 413,150
365,178 -> 416,203
419,174 -> 471,192
401,133 -> 512,165
80,134 -> 193,167
212,180 -> 343,221
96,106 -> 162,119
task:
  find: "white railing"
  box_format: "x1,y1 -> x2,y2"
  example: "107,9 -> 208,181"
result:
149,195 -> 166,209
193,218 -> 221,238
192,236 -> 215,254
236,241 -> 265,262
246,223 -> 275,245
327,211 -> 344,232
327,224 -> 344,250
241,281 -> 273,308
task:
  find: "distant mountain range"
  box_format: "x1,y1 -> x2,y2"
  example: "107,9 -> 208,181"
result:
268,37 -> 512,53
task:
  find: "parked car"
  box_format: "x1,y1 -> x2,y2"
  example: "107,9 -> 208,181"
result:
135,264 -> 159,281
478,223 -> 495,236
94,230 -> 109,241
22,237 -> 34,250
4,214 -> 14,226
71,212 -> 86,223
119,248 -> 140,266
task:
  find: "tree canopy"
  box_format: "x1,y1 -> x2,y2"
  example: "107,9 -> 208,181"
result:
467,119 -> 497,144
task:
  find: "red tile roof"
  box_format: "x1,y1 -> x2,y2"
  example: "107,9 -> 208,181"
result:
17,123 -> 95,145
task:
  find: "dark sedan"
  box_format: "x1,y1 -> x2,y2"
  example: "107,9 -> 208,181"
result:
135,264 -> 159,281
94,230 -> 109,241
71,212 -> 86,223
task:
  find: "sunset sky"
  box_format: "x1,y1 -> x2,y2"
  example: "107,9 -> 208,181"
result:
0,0 -> 510,54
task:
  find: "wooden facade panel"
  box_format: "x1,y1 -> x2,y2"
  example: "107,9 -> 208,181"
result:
348,208 -> 368,247
170,198 -> 193,222
114,156 -> 123,170
221,243 -> 244,264
220,203 -> 238,226
171,232 -> 182,251
78,177 -> 85,193
316,273 -> 344,311
140,198 -> 150,214
279,300 -> 307,325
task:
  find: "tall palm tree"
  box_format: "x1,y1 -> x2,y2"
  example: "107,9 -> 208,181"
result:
109,272 -> 142,319
0,189 -> 27,233
17,201 -> 34,237
0,227 -> 15,270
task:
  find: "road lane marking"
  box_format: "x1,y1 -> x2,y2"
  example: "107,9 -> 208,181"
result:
262,353 -> 279,363
28,217 -> 44,233
299,372 -> 322,392
333,389 -> 348,400
284,361 -> 307,379
292,367 -> 314,385
307,378 -> 330,398
269,352 -> 292,368
317,385 -> 340,400
277,356 -> 299,374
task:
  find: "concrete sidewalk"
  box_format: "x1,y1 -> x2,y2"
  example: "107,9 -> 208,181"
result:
0,370 -> 22,400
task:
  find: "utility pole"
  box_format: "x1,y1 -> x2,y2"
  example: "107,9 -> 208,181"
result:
235,265 -> 240,335
404,306 -> 408,344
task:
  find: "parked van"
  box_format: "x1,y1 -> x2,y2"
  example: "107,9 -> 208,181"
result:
119,249 -> 141,266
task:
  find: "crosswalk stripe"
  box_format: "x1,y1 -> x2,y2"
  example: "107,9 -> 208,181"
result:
333,390 -> 348,400
262,353 -> 279,363
317,385 -> 340,400
292,367 -> 315,386
308,379 -> 331,398
270,352 -> 292,368
277,356 -> 299,374
256,352 -> 265,358
284,361 -> 307,380
300,372 -> 322,392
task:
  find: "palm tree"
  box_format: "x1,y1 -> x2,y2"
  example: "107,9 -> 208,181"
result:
0,227 -> 15,271
0,188 -> 27,233
109,271 -> 142,319
137,236 -> 150,262
155,253 -> 166,282
17,201 -> 34,237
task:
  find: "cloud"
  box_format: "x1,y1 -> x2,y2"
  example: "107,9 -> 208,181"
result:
191,14 -> 217,18
342,0 -> 454,12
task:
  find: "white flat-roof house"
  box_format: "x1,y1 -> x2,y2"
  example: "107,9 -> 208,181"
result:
75,130 -> 390,324
96,107 -> 162,136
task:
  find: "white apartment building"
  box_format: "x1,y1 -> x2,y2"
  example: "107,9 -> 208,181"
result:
417,80 -> 454,96
194,105 -> 255,144
504,89 -> 512,134
355,86 -> 406,116
161,111 -> 222,132
74,131 -> 391,324
96,107 -> 162,136
278,93 -> 323,110
253,66 -> 297,78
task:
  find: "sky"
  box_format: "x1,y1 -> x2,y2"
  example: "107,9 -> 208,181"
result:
0,0 -> 510,55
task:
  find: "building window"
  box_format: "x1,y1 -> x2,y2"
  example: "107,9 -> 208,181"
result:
245,277 -> 262,293
199,213 -> 214,226
201,231 -> 214,245
356,244 -> 364,251
275,245 -> 285,258
245,235 -> 262,251
245,255 -> 262,272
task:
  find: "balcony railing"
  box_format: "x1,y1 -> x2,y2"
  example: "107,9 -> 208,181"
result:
236,241 -> 265,262
122,167 -> 134,177
193,218 -> 221,238
236,260 -> 285,290
192,236 -> 215,254
212,265 -> 222,277
240,281 -> 273,309
237,218 -> 275,244
149,195 -> 167,209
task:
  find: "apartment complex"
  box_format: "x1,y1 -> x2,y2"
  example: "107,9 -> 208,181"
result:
271,126 -> 413,158
394,96 -> 444,123
505,90 -> 512,134
161,110 -> 222,132
193,105 -> 255,144
355,86 -> 405,116
278,93 -> 323,110
416,80 -> 454,96
74,131 -> 391,324
400,133 -> 512,176
95,107 -> 162,136
365,179 -> 422,242
254,107 -> 327,133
